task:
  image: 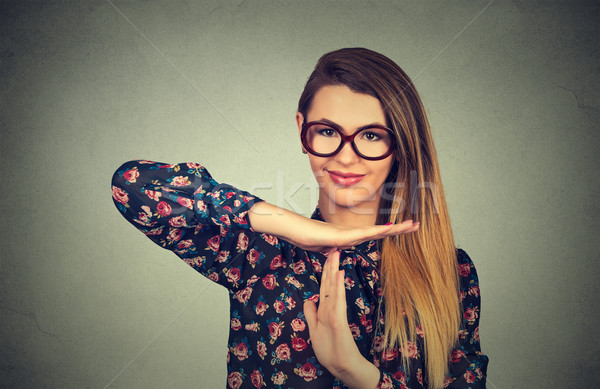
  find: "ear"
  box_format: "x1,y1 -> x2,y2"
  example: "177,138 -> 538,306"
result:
295,112 -> 304,137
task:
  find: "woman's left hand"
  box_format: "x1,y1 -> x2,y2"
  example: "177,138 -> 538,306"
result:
303,248 -> 380,388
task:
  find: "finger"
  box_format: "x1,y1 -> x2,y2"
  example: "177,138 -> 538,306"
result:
335,269 -> 347,320
303,300 -> 318,333
320,248 -> 335,296
327,249 -> 340,290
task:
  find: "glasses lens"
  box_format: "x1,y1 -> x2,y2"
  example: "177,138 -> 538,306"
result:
305,124 -> 341,155
354,127 -> 393,158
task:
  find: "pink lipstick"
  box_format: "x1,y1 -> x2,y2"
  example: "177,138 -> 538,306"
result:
327,170 -> 366,186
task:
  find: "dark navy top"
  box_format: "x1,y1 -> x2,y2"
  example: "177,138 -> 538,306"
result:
111,160 -> 488,388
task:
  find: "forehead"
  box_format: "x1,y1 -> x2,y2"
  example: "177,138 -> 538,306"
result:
307,85 -> 387,128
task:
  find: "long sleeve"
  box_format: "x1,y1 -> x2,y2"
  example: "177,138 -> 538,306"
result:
111,160 -> 264,289
445,248 -> 489,388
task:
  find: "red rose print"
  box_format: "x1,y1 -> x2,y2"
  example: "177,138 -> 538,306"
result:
349,323 -> 360,339
392,370 -> 406,383
232,342 -> 249,361
269,255 -> 285,270
464,307 -> 478,323
207,235 -> 220,252
246,275 -> 260,286
216,250 -> 229,263
245,322 -> 259,332
268,322 -> 283,341
469,286 -> 480,297
255,301 -> 267,316
262,233 -> 278,246
123,168 -> 139,183
166,228 -> 182,243
227,371 -> 243,389
219,214 -> 231,225
450,348 -> 465,363
237,233 -> 249,251
373,336 -> 385,352
262,274 -> 277,290
186,162 -> 202,169
284,296 -> 295,310
382,348 -> 398,361
360,315 -> 373,333
156,201 -> 171,217
291,336 -> 307,351
176,239 -> 192,250
474,326 -> 480,342
271,371 -> 286,385
416,368 -> 423,385
234,286 -> 253,304
207,272 -> 219,282
294,362 -> 317,382
355,297 -> 365,310
275,343 -> 290,361
112,186 -> 129,205
225,191 -> 235,199
459,263 -> 470,277
230,318 -> 241,331
274,299 -> 286,313
177,196 -> 193,209
250,369 -> 264,388
247,249 -> 260,266
197,200 -> 207,213
171,176 -> 191,186
226,268 -> 241,286
257,341 -> 267,359
401,340 -> 419,359
464,370 -> 476,383
290,318 -> 305,332
169,215 -> 186,227
145,189 -> 161,201
292,261 -> 306,274
378,374 -> 393,389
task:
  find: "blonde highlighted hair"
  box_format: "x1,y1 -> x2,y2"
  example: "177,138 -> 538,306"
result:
298,48 -> 460,388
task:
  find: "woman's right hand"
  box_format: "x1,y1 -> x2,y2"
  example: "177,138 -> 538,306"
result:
248,201 -> 419,252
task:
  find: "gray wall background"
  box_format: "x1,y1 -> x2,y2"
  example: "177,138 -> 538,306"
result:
1,1 -> 598,388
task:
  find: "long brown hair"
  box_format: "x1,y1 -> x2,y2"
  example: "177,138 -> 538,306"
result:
298,48 -> 460,388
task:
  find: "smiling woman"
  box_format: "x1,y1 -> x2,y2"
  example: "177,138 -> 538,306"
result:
111,48 -> 488,389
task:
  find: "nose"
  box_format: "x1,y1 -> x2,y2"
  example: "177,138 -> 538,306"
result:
335,141 -> 361,164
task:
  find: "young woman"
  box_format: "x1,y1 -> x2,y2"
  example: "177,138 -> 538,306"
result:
111,48 -> 488,388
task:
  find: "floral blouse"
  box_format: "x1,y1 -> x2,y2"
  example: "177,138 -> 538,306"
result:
111,160 -> 488,389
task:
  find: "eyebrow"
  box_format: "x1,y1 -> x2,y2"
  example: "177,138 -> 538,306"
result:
314,118 -> 388,133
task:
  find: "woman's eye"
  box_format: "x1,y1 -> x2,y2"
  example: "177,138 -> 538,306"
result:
318,128 -> 337,137
362,131 -> 381,141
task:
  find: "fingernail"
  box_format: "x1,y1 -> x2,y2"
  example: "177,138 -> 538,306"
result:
385,222 -> 393,226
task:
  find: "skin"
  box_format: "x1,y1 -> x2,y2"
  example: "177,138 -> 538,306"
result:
248,85 -> 419,388
296,85 -> 395,228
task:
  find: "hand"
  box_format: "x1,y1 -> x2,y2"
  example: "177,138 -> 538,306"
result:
303,248 -> 380,388
248,201 -> 419,252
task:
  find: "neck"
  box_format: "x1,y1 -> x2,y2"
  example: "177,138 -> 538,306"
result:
318,196 -> 382,227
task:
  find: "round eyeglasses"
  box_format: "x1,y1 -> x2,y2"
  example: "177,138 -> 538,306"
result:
301,121 -> 396,161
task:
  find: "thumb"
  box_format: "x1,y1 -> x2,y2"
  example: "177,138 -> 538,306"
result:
303,299 -> 318,332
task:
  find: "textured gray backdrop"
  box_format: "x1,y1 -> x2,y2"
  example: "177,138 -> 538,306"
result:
1,1 -> 599,388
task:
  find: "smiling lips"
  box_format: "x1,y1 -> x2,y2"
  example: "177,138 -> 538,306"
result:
326,170 -> 366,186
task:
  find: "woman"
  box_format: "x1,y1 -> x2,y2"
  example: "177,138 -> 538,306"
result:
111,48 -> 488,388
